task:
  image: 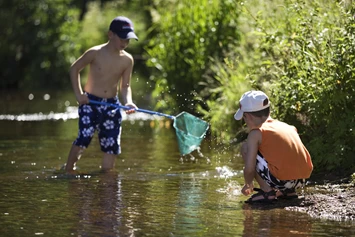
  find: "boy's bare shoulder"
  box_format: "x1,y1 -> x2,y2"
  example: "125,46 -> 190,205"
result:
80,44 -> 107,61
87,43 -> 107,52
87,44 -> 133,62
121,50 -> 134,61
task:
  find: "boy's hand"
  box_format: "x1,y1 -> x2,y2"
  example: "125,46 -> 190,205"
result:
241,183 -> 254,196
76,94 -> 89,105
124,103 -> 138,114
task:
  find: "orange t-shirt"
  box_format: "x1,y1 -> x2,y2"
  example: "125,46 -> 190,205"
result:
258,119 -> 313,180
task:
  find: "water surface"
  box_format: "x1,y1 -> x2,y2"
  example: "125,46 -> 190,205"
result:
0,92 -> 354,236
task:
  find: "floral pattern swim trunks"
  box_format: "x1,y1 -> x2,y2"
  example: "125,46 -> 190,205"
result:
73,93 -> 122,155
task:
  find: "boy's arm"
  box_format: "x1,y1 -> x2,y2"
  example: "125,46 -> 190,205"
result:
70,49 -> 96,105
120,56 -> 137,112
242,129 -> 261,195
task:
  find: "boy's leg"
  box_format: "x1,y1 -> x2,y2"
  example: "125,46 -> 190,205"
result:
102,153 -> 117,171
255,153 -> 303,198
242,142 -> 273,191
241,143 -> 275,200
98,103 -> 122,172
66,101 -> 96,174
65,144 -> 84,173
275,179 -> 304,198
276,189 -> 297,198
254,172 -> 274,192
241,142 -> 272,190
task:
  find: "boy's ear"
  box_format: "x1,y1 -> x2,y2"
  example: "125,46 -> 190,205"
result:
244,112 -> 254,120
108,31 -> 114,39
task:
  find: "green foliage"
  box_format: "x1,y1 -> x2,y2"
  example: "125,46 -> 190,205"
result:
0,0 -> 81,89
78,1 -> 149,57
266,1 -> 355,172
203,0 -> 355,173
145,0 -> 240,114
198,57 -> 251,143
0,0 -> 150,91
1,0 -> 354,174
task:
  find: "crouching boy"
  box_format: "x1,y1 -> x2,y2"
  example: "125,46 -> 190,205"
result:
234,90 -> 313,203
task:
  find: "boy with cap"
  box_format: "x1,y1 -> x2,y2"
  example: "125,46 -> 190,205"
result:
234,90 -> 313,203
65,16 -> 139,174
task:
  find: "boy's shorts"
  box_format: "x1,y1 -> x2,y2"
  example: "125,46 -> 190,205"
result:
255,152 -> 305,191
73,92 -> 122,155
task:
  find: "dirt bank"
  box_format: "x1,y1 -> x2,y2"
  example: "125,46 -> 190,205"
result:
286,181 -> 355,221
245,175 -> 355,222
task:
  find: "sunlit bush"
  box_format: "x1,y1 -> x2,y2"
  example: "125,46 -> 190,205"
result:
265,1 -> 355,172
145,0 -> 240,115
204,0 -> 355,173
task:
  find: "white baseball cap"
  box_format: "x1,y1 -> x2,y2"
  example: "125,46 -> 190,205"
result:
234,90 -> 270,120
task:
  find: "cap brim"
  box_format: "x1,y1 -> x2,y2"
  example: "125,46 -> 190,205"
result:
115,31 -> 138,40
234,109 -> 243,120
126,31 -> 138,40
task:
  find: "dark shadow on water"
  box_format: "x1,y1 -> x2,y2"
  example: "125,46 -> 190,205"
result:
241,197 -> 314,237
242,197 -> 307,210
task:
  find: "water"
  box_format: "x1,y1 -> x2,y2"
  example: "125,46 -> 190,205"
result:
0,91 -> 354,236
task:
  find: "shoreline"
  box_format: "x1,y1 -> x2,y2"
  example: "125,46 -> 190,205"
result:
283,173 -> 354,222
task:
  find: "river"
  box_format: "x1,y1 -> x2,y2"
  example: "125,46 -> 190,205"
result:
0,91 -> 354,236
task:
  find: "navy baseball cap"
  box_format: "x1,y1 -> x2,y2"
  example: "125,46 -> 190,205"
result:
109,16 -> 138,40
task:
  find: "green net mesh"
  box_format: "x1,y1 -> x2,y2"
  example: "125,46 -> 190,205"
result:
173,112 -> 209,156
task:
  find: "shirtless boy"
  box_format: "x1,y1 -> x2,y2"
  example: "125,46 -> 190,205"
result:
234,90 -> 313,203
65,16 -> 138,173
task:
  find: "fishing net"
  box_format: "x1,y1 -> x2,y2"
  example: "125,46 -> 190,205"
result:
173,112 -> 209,156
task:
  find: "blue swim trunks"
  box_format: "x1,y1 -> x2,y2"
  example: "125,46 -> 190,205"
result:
73,92 -> 122,155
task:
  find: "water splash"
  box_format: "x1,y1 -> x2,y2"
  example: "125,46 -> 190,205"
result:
215,166 -> 241,179
215,166 -> 242,195
196,147 -> 211,163
216,180 -> 242,196
178,147 -> 211,164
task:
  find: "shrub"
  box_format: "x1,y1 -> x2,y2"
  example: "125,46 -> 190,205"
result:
202,0 -> 355,173
145,0 -> 240,114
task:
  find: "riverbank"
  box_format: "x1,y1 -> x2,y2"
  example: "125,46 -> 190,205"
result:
286,181 -> 355,221
245,174 -> 355,222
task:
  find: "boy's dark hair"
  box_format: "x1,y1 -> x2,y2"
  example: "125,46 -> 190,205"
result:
245,106 -> 270,118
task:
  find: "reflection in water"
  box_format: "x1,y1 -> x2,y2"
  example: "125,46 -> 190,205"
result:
242,202 -> 312,237
68,172 -> 135,236
172,176 -> 203,236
